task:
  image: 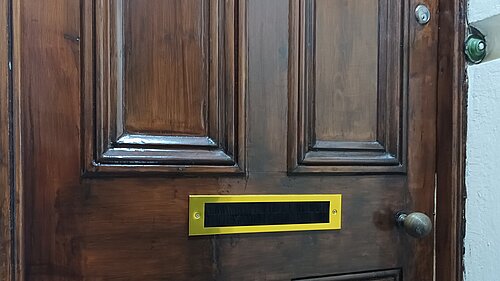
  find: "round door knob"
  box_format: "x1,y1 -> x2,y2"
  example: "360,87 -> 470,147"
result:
396,212 -> 432,238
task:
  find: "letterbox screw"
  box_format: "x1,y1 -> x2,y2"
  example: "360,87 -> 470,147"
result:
193,212 -> 201,220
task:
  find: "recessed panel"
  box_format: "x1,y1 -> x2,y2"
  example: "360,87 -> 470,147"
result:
83,0 -> 245,174
288,0 -> 408,173
314,0 -> 379,142
123,0 -> 208,136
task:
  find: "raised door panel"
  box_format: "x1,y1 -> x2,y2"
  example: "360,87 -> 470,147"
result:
123,1 -> 208,136
288,0 -> 408,173
83,0 -> 245,174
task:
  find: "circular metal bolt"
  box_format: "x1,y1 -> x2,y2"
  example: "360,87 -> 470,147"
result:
332,209 -> 338,215
193,212 -> 201,220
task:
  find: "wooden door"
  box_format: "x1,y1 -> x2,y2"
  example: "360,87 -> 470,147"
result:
16,0 -> 438,280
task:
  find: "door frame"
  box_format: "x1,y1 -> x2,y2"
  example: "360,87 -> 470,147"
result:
436,0 -> 468,279
0,0 -> 467,279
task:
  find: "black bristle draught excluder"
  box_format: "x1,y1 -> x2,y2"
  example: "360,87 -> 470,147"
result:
204,201 -> 330,228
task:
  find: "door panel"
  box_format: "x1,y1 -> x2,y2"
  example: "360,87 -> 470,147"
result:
288,0 -> 407,173
314,0 -> 379,143
122,0 -> 208,135
84,0 -> 244,174
18,0 -> 438,280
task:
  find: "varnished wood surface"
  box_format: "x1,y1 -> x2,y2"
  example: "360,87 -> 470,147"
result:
83,0 -> 244,174
14,0 -> 440,280
0,0 -> 12,279
124,0 -> 209,136
123,0 -> 209,135
288,0 -> 407,174
314,0 -> 378,142
405,0 -> 440,276
436,0 -> 467,279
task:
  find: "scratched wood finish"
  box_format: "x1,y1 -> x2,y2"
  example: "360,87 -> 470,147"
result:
16,0 -> 438,280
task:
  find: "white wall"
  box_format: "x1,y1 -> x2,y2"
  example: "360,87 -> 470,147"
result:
465,2 -> 500,280
468,0 -> 500,23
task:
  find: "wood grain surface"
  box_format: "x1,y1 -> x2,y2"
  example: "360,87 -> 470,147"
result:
9,0 -> 445,280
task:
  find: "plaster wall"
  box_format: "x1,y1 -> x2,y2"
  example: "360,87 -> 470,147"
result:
464,2 -> 500,280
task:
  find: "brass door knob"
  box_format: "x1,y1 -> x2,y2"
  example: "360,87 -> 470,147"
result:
396,212 -> 432,238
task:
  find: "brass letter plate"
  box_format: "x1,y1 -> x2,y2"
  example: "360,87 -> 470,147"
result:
189,194 -> 341,236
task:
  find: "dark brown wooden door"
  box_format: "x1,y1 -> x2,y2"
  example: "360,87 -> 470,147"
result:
17,0 -> 438,280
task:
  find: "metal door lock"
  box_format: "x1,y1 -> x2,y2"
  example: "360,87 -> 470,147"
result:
465,26 -> 487,64
415,4 -> 431,25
